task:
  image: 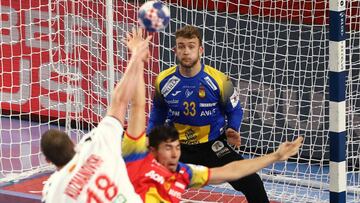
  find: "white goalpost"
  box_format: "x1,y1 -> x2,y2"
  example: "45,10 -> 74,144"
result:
1,0 -> 360,202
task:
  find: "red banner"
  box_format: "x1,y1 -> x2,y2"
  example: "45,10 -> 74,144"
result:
169,0 -> 359,30
0,1 -> 159,123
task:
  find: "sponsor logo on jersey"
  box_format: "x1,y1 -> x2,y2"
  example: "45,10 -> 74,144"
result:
220,127 -> 225,135
182,128 -> 199,144
230,88 -> 239,108
169,109 -> 180,116
183,85 -> 196,89
200,109 -> 216,116
164,181 -> 171,190
204,76 -> 217,91
185,129 -> 196,140
161,76 -> 180,97
171,90 -> 181,96
114,194 -> 127,202
166,99 -> 179,104
175,181 -> 186,190
145,170 -> 165,184
198,85 -> 206,99
199,102 -> 217,107
185,89 -> 193,98
169,189 -> 182,198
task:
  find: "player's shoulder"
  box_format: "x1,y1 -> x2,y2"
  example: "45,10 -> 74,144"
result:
96,116 -> 124,135
46,167 -> 67,185
100,116 -> 123,127
177,162 -> 208,179
203,65 -> 228,83
43,171 -> 57,190
202,65 -> 230,91
42,170 -> 63,200
157,66 -> 177,82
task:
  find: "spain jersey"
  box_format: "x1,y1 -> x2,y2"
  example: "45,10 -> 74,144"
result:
41,116 -> 143,203
122,132 -> 210,203
148,64 -> 243,144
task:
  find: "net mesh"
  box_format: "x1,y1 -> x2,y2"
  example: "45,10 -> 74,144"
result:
1,0 -> 360,202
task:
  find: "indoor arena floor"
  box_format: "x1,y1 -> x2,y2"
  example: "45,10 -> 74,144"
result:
0,117 -> 358,203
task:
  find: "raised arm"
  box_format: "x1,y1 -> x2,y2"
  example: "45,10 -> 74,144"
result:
126,29 -> 148,137
219,74 -> 243,147
106,29 -> 151,125
208,137 -> 303,185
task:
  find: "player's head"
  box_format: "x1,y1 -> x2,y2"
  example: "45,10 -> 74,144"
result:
148,126 -> 180,172
175,25 -> 203,69
41,129 -> 75,168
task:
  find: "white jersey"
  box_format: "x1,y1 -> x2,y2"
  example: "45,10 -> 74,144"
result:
42,116 -> 143,203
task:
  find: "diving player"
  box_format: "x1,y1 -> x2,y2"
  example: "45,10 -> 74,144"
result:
122,26 -> 303,202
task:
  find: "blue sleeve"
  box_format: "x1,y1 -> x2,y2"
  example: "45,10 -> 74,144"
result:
147,86 -> 169,134
221,79 -> 243,131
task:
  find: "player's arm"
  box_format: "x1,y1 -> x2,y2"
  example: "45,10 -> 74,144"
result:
122,29 -> 149,159
147,80 -> 169,134
106,29 -> 151,125
208,137 -> 303,185
126,29 -> 147,138
221,76 -> 243,146
93,29 -> 150,156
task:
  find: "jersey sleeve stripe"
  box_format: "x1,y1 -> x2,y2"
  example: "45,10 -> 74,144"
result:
203,167 -> 211,187
203,65 -> 226,99
124,152 -> 148,162
155,66 -> 177,91
125,130 -> 146,141
122,132 -> 148,158
107,115 -> 124,127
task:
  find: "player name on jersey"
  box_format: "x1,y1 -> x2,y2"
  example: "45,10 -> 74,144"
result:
65,154 -> 103,200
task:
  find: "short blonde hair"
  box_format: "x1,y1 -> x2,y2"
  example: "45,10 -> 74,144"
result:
175,25 -> 202,45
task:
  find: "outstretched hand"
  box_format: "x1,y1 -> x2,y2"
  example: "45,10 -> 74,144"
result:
124,28 -> 152,62
274,137 -> 303,161
226,128 -> 241,147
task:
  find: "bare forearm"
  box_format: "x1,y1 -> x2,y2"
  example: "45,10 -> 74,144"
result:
131,61 -> 145,107
209,153 -> 278,185
127,61 -> 146,137
107,56 -> 142,124
209,137 -> 303,185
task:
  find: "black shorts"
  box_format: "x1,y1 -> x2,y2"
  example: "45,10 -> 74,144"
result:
179,134 -> 243,167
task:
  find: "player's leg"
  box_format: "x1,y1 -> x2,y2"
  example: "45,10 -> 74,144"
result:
228,172 -> 268,203
211,138 -> 269,203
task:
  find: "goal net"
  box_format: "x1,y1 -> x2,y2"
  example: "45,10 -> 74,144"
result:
1,0 -> 360,202
0,0 -> 158,182
161,0 -> 360,202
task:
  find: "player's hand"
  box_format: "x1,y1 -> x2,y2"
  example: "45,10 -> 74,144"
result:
226,128 -> 241,147
274,136 -> 303,161
124,28 -> 152,62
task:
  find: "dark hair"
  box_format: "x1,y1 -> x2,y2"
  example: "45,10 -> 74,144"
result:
148,126 -> 179,149
41,129 -> 75,167
175,25 -> 202,45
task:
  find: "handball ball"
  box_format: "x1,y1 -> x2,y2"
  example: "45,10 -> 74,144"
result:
138,1 -> 170,32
